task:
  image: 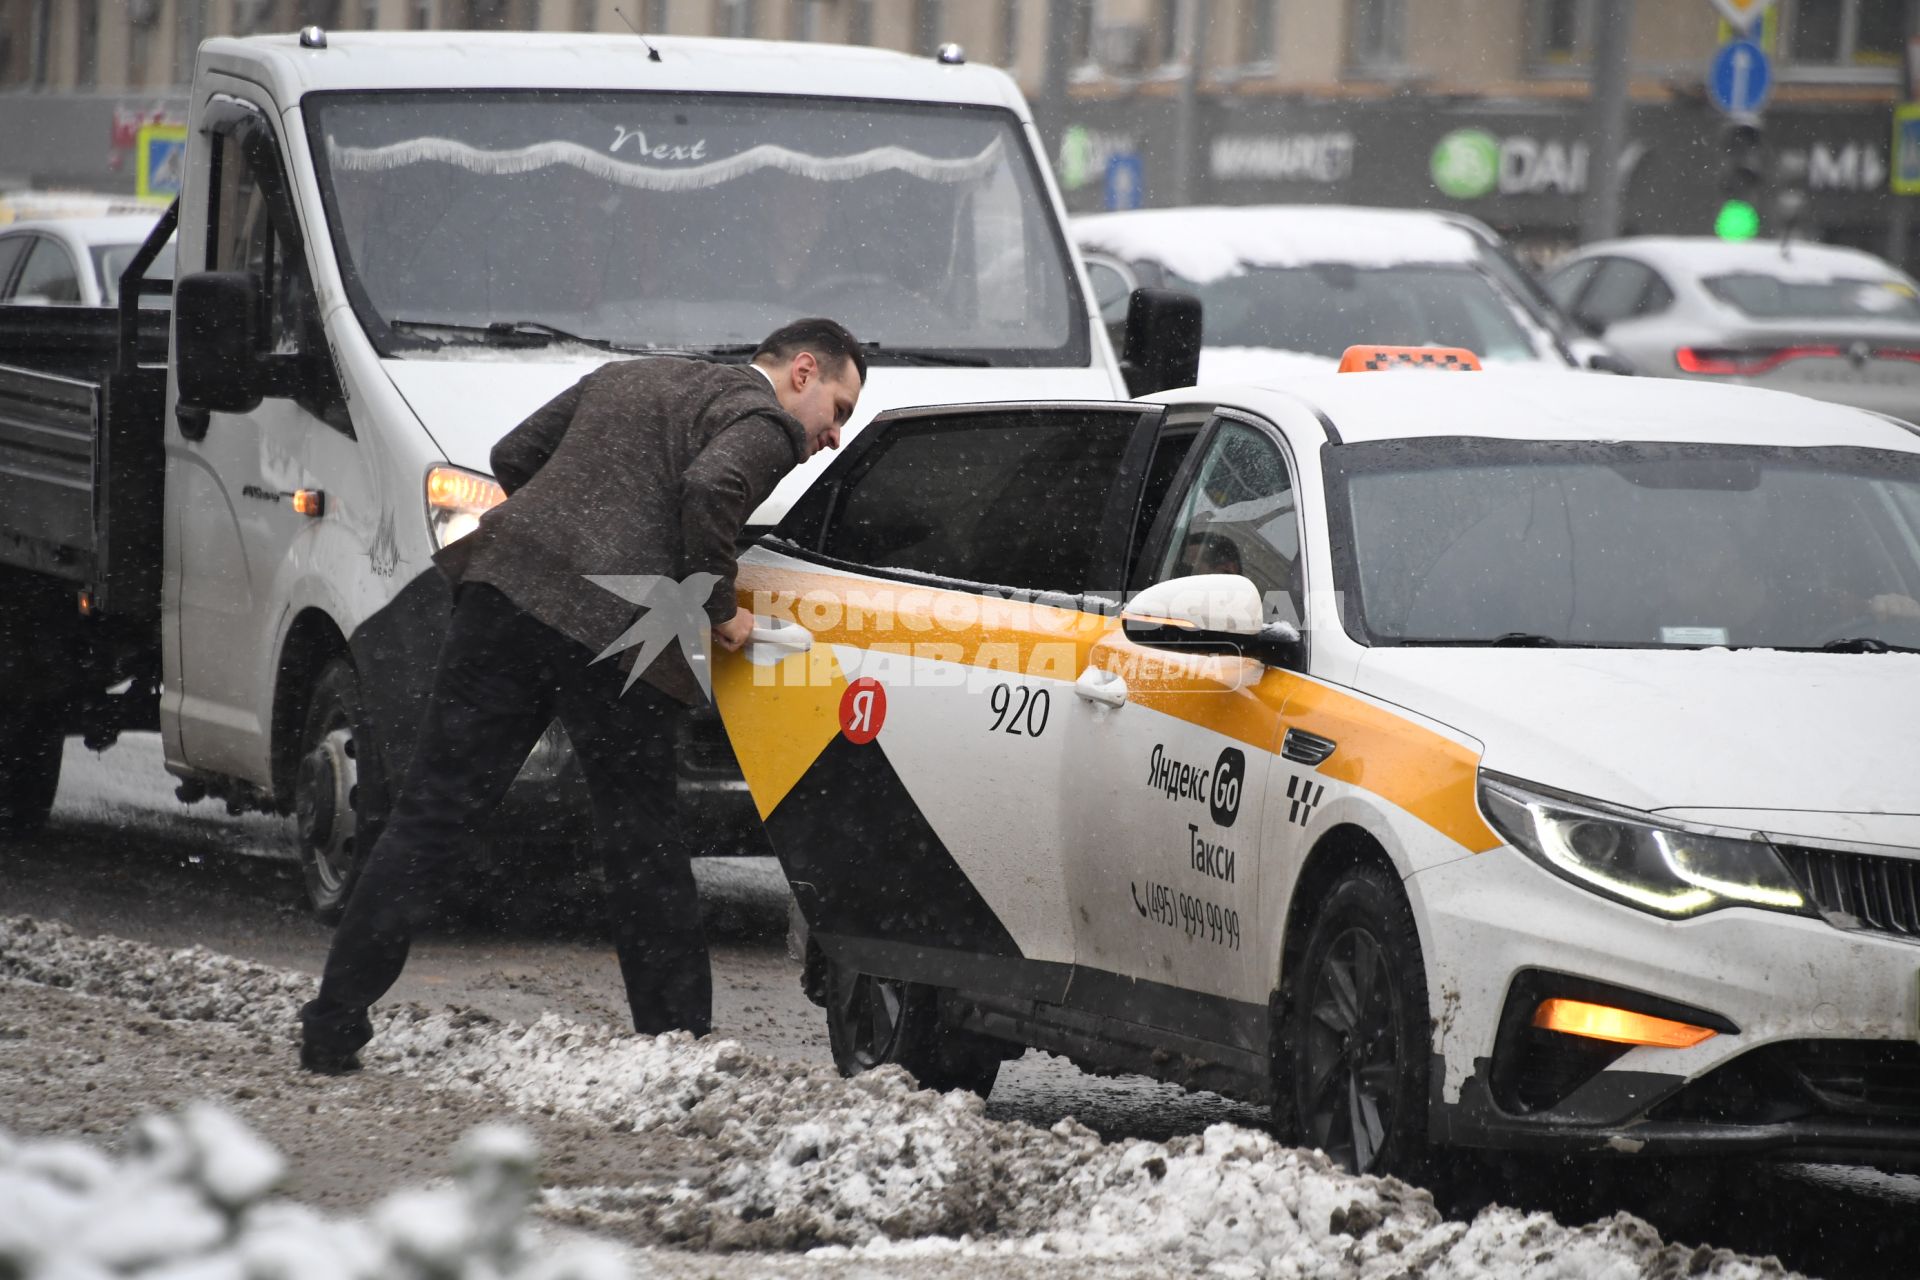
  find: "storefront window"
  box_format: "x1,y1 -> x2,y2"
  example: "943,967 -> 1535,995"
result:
1240,0 -> 1277,70
1788,0 -> 1903,69
1348,0 -> 1404,71
1532,0 -> 1587,66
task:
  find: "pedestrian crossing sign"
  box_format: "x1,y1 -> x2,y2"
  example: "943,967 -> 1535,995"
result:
136,123 -> 188,201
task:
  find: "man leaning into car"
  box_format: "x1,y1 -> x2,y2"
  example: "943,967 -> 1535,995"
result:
297,317 -> 866,1073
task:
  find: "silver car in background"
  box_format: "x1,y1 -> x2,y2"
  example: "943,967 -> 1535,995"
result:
1548,236 -> 1920,419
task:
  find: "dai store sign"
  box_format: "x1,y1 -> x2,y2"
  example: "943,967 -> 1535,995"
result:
1430,128 -> 1589,199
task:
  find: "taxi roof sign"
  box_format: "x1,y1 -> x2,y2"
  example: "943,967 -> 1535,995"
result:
1337,345 -> 1482,373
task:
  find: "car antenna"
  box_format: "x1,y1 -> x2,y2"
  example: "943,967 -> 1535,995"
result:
612,6 -> 663,61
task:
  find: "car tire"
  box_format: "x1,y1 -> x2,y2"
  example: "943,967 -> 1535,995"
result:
294,659 -> 389,923
0,701 -> 62,838
1280,861 -> 1430,1177
823,959 -> 1002,1097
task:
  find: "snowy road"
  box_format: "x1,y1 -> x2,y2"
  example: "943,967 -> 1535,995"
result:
3,735 -> 1918,1276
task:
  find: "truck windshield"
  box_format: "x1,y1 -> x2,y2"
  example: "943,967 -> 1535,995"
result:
1329,439 -> 1920,651
304,91 -> 1085,366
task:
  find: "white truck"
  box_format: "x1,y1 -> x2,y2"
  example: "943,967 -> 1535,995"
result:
0,28 -> 1199,916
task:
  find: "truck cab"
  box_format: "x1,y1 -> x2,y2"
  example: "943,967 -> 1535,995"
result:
0,29 -> 1181,915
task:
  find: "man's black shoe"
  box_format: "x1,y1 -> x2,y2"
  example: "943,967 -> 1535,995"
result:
299,1040 -> 364,1075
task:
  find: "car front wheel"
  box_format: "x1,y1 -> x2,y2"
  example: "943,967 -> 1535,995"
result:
1283,862 -> 1430,1177
294,659 -> 388,922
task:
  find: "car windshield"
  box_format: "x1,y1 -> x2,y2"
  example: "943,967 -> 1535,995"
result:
1163,262 -> 1547,362
1702,271 -> 1920,321
304,91 -> 1084,365
1331,439 -> 1920,650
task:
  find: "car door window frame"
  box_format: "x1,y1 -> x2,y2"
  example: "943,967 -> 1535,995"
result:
0,233 -> 34,298
1131,406 -> 1311,658
768,400 -> 1165,609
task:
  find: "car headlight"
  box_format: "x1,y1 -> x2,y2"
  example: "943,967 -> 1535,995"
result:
425,466 -> 506,550
1478,772 -> 1812,919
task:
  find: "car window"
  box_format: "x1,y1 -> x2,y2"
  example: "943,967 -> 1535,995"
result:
13,237 -> 82,304
1545,258 -> 1598,311
1083,256 -> 1135,325
211,125 -> 317,356
93,239 -> 176,307
823,410 -> 1138,595
0,235 -> 30,297
1703,272 -> 1920,320
1155,420 -> 1302,624
1575,258 -> 1658,327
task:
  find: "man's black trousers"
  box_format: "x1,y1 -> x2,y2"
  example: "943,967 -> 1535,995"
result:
302,582 -> 710,1058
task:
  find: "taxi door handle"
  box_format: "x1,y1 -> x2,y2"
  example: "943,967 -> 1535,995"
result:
744,617 -> 813,667
1074,666 -> 1128,707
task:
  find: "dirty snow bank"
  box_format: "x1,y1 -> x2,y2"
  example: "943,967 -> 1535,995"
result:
1,917 -> 1795,1277
0,1102 -> 625,1280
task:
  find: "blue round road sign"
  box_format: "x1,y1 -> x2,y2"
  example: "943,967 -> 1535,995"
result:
1709,39 -> 1771,116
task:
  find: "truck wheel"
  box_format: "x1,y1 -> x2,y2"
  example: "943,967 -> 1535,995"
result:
824,959 -> 1002,1097
0,702 -> 62,837
1280,862 -> 1430,1177
294,659 -> 388,923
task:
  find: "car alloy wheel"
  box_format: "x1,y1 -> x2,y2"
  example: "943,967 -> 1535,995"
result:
1287,862 -> 1429,1177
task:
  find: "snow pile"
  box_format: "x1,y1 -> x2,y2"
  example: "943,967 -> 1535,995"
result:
0,1103 -> 626,1280
1,918 -> 1795,1276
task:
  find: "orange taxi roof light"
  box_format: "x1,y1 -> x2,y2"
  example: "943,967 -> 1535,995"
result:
1337,344 -> 1482,373
1532,998 -> 1717,1049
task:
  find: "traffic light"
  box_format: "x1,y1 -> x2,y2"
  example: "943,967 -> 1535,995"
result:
1718,120 -> 1767,199
1715,120 -> 1767,240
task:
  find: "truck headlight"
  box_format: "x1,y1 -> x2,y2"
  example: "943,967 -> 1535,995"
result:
426,466 -> 505,549
1478,772 -> 1812,919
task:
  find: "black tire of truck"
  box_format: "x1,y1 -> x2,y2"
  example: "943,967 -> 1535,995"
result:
1277,861 -> 1431,1180
0,702 -> 63,837
823,958 -> 1005,1097
294,659 -> 391,923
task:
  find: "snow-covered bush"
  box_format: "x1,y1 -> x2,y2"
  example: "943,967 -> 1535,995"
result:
0,1105 -> 626,1280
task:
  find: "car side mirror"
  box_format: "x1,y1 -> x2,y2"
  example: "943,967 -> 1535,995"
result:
1572,310 -> 1608,339
1120,287 -> 1202,396
1122,573 -> 1302,665
175,271 -> 264,413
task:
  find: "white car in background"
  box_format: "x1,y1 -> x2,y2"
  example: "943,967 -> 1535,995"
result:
0,215 -> 173,307
1548,236 -> 1920,420
1074,205 -> 1595,382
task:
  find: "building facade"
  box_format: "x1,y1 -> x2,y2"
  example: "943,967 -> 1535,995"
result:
0,1 -> 1913,260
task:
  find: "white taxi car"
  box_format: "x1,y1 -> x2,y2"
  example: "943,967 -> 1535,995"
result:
710,358 -> 1920,1175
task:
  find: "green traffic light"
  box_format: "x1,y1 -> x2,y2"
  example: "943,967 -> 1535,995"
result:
1715,199 -> 1761,240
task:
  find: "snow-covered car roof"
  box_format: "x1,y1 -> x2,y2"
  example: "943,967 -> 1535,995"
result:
1073,205 -> 1487,285
0,215 -> 162,248
1185,370 -> 1920,450
1576,235 -> 1909,284
201,31 -> 1029,112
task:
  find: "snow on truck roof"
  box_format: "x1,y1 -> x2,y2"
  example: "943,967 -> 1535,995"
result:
198,31 -> 1028,111
1187,370 -> 1920,451
1072,205 -> 1486,285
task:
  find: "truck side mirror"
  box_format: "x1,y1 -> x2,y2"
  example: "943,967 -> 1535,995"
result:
1119,287 -> 1202,397
175,271 -> 264,414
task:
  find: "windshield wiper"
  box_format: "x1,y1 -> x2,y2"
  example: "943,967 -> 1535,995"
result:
1393,633 -> 1568,648
863,345 -> 991,368
1817,636 -> 1919,654
1491,632 -> 1560,647
389,318 -> 632,352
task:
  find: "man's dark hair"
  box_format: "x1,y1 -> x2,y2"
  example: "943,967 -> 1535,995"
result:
753,317 -> 867,384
